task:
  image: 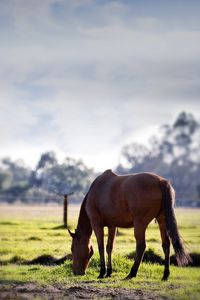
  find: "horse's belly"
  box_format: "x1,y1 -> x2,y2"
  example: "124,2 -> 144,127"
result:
102,211 -> 134,228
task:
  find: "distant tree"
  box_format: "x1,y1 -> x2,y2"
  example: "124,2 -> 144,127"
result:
0,153 -> 94,203
29,151 -> 58,188
196,184 -> 200,203
118,143 -> 150,171
36,151 -> 57,170
0,158 -> 31,202
2,158 -> 31,185
23,154 -> 94,203
41,157 -> 94,201
116,112 -> 200,206
159,112 -> 199,164
0,171 -> 11,191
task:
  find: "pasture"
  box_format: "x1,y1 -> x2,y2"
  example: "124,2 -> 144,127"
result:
0,204 -> 200,299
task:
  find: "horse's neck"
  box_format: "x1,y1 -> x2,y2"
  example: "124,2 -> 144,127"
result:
77,194 -> 92,239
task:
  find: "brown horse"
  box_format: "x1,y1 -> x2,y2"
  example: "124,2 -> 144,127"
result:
68,170 -> 191,280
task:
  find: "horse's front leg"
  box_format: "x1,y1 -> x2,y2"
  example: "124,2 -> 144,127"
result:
106,227 -> 117,277
93,225 -> 106,278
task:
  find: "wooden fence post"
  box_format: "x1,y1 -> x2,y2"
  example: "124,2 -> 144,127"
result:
63,192 -> 73,228
63,194 -> 68,228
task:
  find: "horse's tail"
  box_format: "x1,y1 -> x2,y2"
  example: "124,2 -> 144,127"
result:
160,180 -> 192,266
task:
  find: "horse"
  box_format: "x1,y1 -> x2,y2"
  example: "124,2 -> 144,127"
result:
68,169 -> 191,280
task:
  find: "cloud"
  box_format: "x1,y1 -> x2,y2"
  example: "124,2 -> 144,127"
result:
0,0 -> 200,170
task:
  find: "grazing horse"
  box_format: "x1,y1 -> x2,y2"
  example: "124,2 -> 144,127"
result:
68,170 -> 191,280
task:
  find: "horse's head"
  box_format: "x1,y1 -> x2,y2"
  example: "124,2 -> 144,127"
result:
68,229 -> 94,275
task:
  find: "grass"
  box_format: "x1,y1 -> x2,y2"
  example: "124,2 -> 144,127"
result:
0,204 -> 200,299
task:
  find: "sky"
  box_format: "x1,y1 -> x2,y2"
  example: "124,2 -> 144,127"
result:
0,0 -> 200,171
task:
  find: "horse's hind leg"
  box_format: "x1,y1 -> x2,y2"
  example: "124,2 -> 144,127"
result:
106,227 -> 116,277
157,216 -> 170,280
126,221 -> 147,279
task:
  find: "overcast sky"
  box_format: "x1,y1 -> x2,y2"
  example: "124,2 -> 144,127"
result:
0,0 -> 200,171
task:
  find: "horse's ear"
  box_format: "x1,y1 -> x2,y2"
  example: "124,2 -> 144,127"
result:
88,245 -> 94,259
67,228 -> 76,239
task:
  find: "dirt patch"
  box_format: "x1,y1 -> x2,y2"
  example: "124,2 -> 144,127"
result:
0,282 -> 171,300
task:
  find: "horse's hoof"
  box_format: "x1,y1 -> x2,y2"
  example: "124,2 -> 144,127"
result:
124,272 -> 137,280
105,268 -> 112,277
97,268 -> 106,279
162,270 -> 169,281
124,274 -> 132,280
161,276 -> 168,281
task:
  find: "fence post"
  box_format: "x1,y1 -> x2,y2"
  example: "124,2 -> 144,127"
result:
63,192 -> 73,228
63,194 -> 68,228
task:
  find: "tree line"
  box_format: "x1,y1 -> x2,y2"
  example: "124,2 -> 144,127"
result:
117,112 -> 200,207
0,154 -> 94,203
0,111 -> 199,206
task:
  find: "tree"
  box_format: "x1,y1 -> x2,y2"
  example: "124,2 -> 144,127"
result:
36,151 -> 57,170
116,112 -> 200,206
41,157 -> 94,201
119,143 -> 150,170
29,151 -> 58,188
0,153 -> 95,203
0,158 -> 31,202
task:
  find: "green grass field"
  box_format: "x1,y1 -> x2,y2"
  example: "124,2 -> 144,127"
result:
0,204 -> 200,299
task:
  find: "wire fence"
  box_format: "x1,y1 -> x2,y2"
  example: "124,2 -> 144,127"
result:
0,194 -> 199,207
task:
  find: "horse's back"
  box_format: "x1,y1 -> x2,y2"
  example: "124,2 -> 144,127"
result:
123,172 -> 163,222
86,170 -> 164,228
